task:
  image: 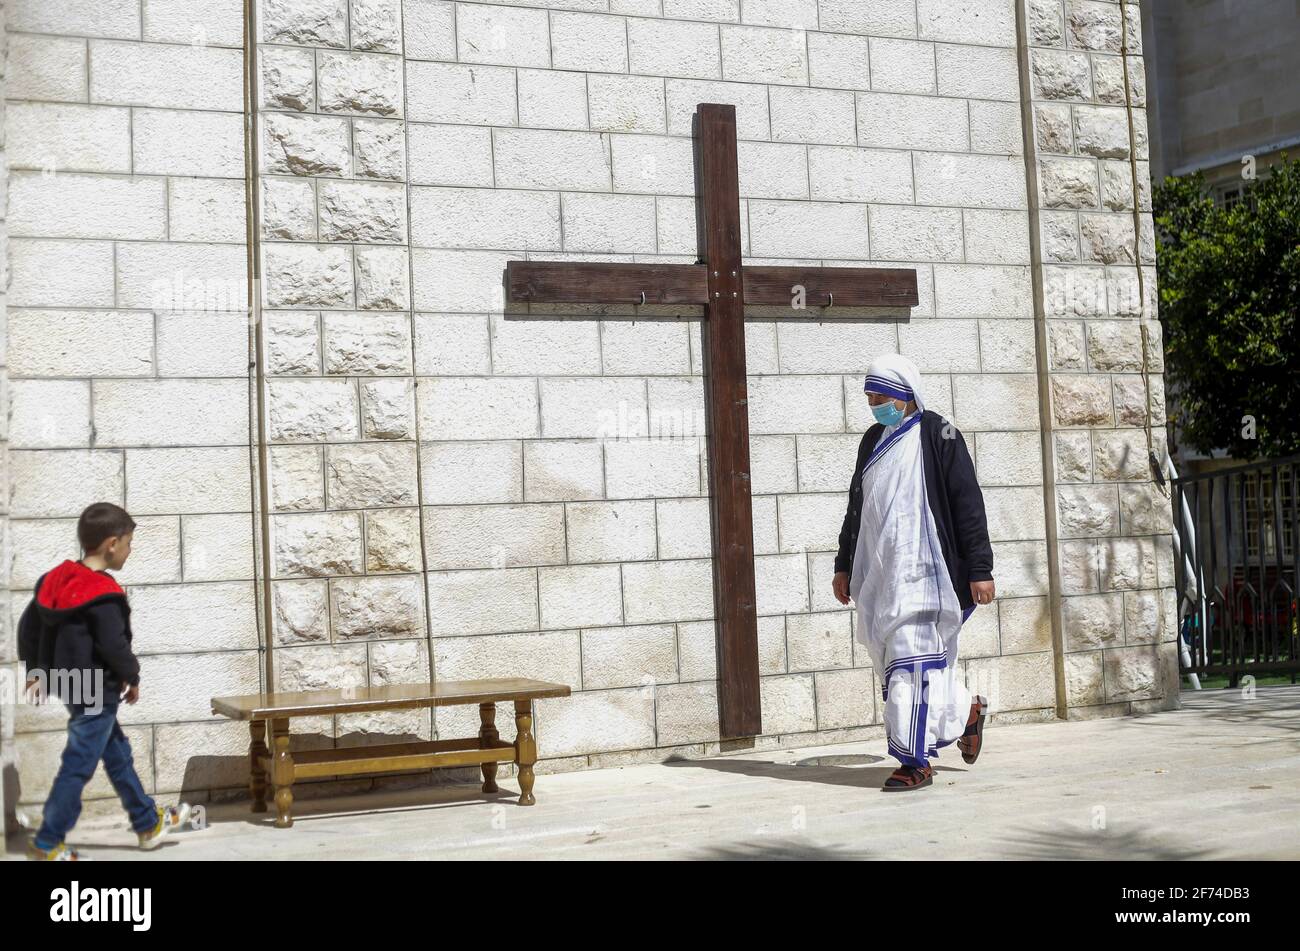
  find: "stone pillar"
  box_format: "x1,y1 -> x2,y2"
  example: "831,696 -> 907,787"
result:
0,0 -> 12,835
255,0 -> 433,742
1019,0 -> 1180,715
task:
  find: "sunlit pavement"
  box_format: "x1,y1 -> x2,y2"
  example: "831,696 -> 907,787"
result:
7,686 -> 1298,860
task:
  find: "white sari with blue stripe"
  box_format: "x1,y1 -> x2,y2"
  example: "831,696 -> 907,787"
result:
848,410 -> 973,769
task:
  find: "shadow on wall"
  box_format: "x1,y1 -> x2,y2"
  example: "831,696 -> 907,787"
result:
3,761 -> 19,835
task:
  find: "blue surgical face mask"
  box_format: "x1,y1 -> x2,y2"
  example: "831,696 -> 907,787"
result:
871,400 -> 906,427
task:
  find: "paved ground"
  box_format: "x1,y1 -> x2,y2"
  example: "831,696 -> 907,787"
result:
7,686 -> 1299,860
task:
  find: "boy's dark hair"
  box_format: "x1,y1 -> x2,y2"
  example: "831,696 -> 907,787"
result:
78,502 -> 137,554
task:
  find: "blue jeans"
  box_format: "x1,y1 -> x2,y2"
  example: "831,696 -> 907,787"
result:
35,698 -> 157,850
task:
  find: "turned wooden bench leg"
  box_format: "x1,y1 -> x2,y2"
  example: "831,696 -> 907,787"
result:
514,700 -> 536,806
249,719 -> 269,814
479,702 -> 500,794
270,717 -> 295,828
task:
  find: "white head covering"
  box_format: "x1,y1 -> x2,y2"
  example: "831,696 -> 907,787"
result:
864,353 -> 925,411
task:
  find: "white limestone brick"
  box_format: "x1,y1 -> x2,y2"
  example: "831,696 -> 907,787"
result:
857,92 -> 968,151
524,440 -> 604,502
425,568 -> 539,637
403,0 -> 455,60
870,205 -> 964,263
354,119 -> 406,180
913,152 -> 1027,209
260,0 -> 347,47
89,41 -> 243,111
936,44 -> 1019,101
168,179 -> 247,243
627,18 -> 721,80
350,0 -> 403,53
263,243 -> 355,309
589,75 -> 668,134
749,200 -> 869,259
424,504 -> 565,570
406,62 -> 517,125
10,0 -> 138,38
604,439 -> 701,499
610,134 -> 695,194
316,50 -> 404,117
407,124 -> 495,186
421,442 -> 522,505
494,129 -> 612,191
539,564 -> 624,628
562,193 -> 657,253
92,380 -> 247,447
417,377 -> 539,440
9,450 -> 124,519
9,172 -> 164,241
870,38 -> 936,94
623,558 -> 713,624
8,309 -> 153,377
720,25 -> 807,85
917,0 -> 1017,47
818,0 -> 917,38
490,315 -> 601,376
512,71 -> 585,131
807,32 -> 871,90
551,11 -> 628,72
7,103 -> 131,174
263,112 -> 351,176
411,187 -> 561,250
664,79 -> 770,138
769,86 -> 856,145
807,146 -> 913,203
456,3 -> 550,68
267,379 -> 359,442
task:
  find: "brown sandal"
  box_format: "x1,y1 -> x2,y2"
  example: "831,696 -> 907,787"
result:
882,765 -> 933,791
957,696 -> 987,765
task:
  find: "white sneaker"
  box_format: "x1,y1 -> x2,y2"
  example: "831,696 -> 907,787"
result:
138,803 -> 192,850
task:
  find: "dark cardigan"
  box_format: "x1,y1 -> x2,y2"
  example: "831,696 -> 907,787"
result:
833,410 -> 994,611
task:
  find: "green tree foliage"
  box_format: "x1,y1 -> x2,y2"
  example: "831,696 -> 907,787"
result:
1152,156 -> 1299,460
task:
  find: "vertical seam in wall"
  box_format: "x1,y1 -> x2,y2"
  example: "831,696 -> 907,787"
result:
244,0 -> 274,693
1014,0 -> 1069,720
396,0 -> 440,711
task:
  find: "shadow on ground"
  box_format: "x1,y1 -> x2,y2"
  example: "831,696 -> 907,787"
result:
661,753 -> 965,791
688,839 -> 873,860
997,825 -> 1215,861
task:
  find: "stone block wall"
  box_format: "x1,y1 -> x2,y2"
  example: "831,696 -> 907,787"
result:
3,0 -> 260,808
1022,0 -> 1179,714
1,0 -> 1177,808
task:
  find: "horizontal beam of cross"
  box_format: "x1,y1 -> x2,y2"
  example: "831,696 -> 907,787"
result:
506,261 -> 920,309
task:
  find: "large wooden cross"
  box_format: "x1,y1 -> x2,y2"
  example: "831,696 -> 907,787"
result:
505,103 -> 918,739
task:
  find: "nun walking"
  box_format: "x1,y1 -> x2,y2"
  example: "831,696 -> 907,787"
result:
831,354 -> 996,791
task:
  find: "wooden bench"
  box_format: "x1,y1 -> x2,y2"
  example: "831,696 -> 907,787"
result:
211,678 -> 571,828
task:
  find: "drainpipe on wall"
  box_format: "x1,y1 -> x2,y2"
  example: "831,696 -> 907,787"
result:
244,0 -> 275,692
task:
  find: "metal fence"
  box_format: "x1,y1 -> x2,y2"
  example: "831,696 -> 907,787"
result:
1171,454 -> 1300,682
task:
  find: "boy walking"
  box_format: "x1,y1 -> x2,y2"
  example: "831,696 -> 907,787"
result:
18,502 -> 191,860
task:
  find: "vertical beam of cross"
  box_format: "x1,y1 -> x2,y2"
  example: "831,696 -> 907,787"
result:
695,104 -> 762,739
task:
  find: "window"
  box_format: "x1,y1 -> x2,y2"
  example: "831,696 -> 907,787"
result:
1241,466 -> 1296,562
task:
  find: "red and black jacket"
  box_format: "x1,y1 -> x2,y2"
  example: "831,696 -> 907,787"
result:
17,559 -> 140,693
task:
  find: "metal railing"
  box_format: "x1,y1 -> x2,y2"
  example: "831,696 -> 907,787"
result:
1171,454 -> 1300,682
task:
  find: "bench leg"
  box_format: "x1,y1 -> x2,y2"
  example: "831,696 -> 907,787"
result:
478,702 -> 500,794
271,718 -> 294,829
514,700 -> 536,806
249,720 -> 269,814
